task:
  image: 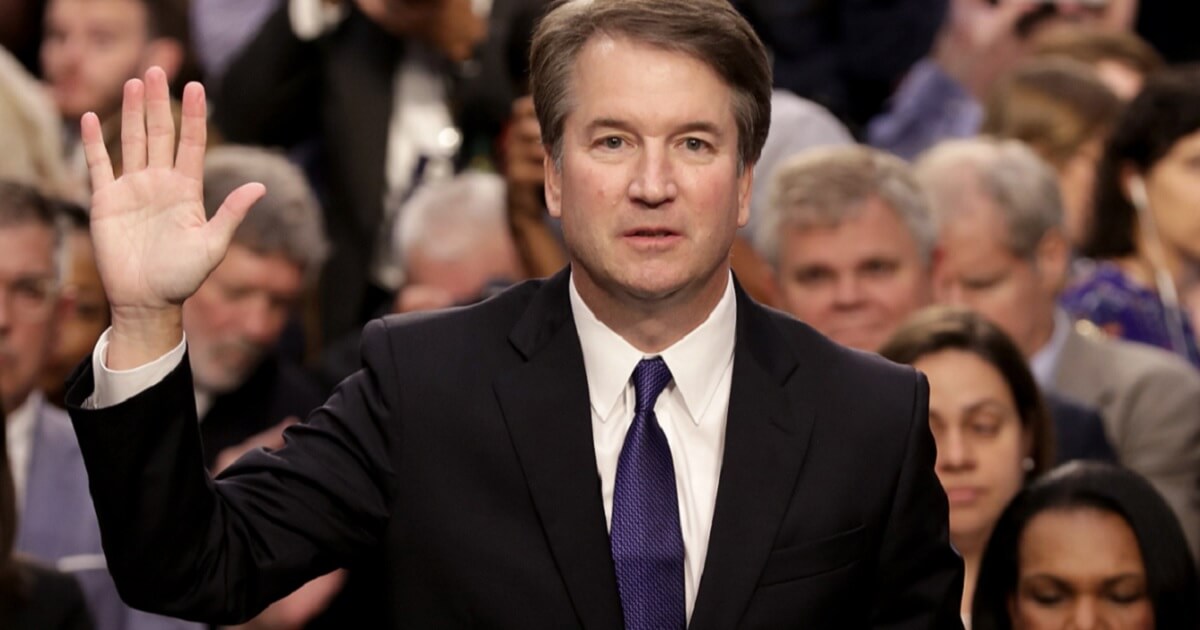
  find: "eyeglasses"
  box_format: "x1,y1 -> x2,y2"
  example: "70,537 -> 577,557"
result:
0,275 -> 59,323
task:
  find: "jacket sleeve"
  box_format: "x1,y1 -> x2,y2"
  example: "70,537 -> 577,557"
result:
64,319 -> 400,625
1114,361 -> 1200,560
870,370 -> 965,629
212,2 -> 323,148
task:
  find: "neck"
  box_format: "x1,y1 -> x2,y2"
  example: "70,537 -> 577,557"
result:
952,529 -> 989,617
1125,235 -> 1200,294
1027,311 -> 1056,359
571,265 -> 730,354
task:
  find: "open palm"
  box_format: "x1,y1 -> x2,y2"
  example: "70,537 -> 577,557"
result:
83,67 -> 263,313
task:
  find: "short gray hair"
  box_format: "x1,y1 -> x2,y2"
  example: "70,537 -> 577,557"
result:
394,172 -> 510,263
0,179 -> 70,283
914,137 -> 1063,260
755,145 -> 935,267
202,145 -> 329,279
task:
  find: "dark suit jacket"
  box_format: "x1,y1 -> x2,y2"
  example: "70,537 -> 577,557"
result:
1044,392 -> 1117,465
65,270 -> 963,628
6,561 -> 93,630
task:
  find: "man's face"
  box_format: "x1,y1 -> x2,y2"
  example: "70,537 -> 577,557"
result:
41,0 -> 152,120
774,197 -> 931,352
545,36 -> 752,313
182,245 -> 304,394
0,223 -> 64,412
40,230 -> 109,396
934,205 -> 1060,357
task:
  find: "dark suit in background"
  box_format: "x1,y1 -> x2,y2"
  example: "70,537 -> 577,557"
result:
7,562 -> 93,630
66,270 -> 963,628
1044,392 -> 1117,465
214,1 -> 530,343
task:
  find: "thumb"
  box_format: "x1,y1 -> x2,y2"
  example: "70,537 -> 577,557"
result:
205,182 -> 265,250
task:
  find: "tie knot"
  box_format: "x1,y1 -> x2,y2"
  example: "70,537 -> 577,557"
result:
632,357 -> 672,413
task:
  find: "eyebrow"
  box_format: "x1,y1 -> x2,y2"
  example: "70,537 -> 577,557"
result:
959,399 -> 1017,421
583,118 -> 724,138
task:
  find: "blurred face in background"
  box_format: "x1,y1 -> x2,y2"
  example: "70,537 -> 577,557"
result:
1134,129 -> 1200,264
0,223 -> 67,412
1011,507 -> 1153,629
39,230 -> 108,399
935,203 -> 1066,358
42,0 -> 153,120
915,348 -> 1030,548
775,197 -> 931,352
182,245 -> 303,394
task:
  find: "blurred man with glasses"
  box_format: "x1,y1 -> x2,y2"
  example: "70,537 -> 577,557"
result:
0,180 -> 199,630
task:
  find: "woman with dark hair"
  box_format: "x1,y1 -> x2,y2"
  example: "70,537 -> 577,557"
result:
973,461 -> 1199,629
0,403 -> 92,629
881,306 -> 1055,624
1063,68 -> 1200,368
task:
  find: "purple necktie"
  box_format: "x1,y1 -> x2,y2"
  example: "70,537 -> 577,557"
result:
610,357 -> 686,630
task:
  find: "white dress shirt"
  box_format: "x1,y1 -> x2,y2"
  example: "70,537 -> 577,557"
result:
1029,309 -> 1073,389
6,389 -> 42,512
569,274 -> 736,622
87,271 -> 738,622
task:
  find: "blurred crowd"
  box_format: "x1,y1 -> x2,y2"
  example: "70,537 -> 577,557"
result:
1,0 -> 1200,627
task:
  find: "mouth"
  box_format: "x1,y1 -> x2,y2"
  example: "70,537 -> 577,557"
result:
622,228 -> 682,248
944,487 -> 983,505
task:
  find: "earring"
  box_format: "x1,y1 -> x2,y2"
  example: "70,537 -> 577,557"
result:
1022,457 -> 1035,472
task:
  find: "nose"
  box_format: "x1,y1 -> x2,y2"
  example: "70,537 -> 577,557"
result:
831,274 -> 865,309
0,286 -> 12,333
937,427 -> 974,472
238,296 -> 282,347
627,143 -> 677,207
935,274 -> 965,306
1067,597 -> 1099,629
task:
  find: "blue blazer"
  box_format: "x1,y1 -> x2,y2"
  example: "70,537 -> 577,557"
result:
15,398 -> 203,630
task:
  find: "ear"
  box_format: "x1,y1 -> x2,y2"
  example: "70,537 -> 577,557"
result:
1118,162 -> 1147,210
48,287 -> 76,339
737,162 -> 754,229
1033,227 -> 1070,295
142,38 -> 185,85
544,150 -> 562,220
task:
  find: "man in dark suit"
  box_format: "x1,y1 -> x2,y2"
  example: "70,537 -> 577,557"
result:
66,0 -> 964,627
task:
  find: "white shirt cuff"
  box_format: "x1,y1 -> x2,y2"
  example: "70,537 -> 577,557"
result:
289,0 -> 348,40
84,328 -> 187,409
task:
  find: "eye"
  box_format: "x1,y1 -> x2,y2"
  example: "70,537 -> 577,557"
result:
968,420 -> 1001,437
962,275 -> 1003,291
683,137 -> 710,152
791,267 -> 833,286
860,259 -> 898,277
1030,591 -> 1064,606
601,136 -> 624,150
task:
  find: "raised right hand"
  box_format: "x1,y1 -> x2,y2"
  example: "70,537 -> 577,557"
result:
82,67 -> 264,368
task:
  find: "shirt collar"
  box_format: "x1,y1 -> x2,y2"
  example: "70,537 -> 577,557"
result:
1030,309 -> 1072,389
6,389 -> 42,508
569,272 -> 737,424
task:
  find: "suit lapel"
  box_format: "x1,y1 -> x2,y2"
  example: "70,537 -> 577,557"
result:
493,269 -> 624,630
690,291 -> 817,630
